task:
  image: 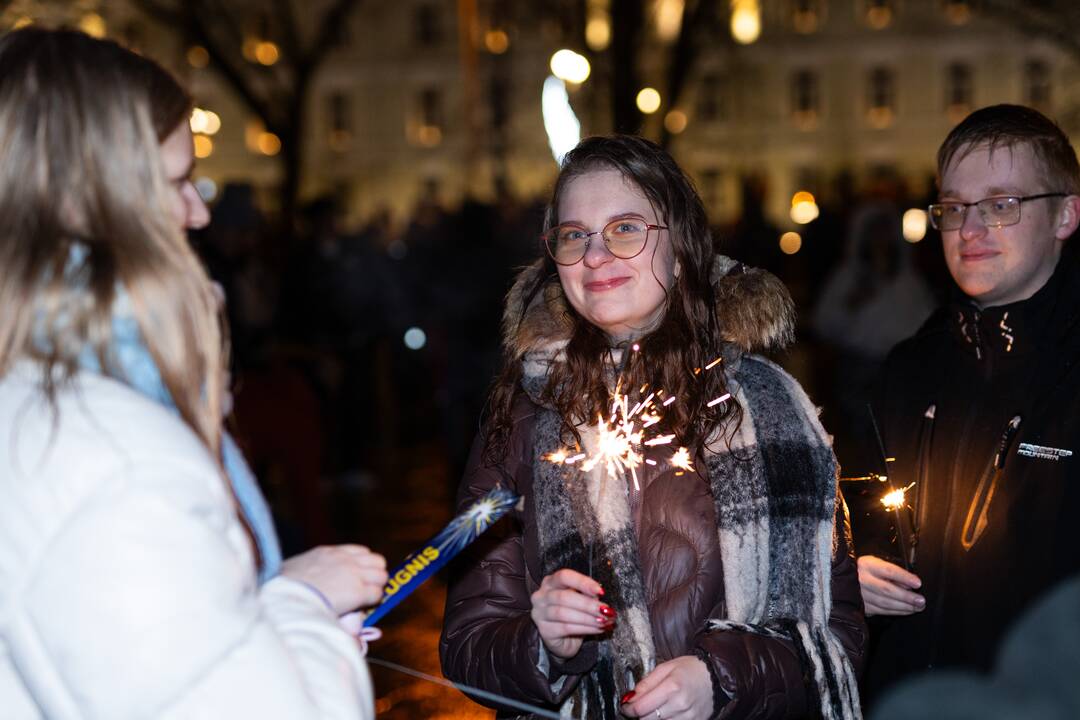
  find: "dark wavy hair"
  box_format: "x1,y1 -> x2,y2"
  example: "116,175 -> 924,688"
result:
484,135 -> 739,463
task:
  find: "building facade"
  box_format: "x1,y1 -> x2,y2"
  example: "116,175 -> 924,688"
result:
5,0 -> 1077,232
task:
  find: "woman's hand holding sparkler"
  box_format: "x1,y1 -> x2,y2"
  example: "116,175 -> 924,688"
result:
857,554 -> 925,616
620,655 -> 713,720
530,568 -> 613,660
282,545 -> 388,615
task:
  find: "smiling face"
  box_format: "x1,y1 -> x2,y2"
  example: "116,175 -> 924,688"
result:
160,122 -> 210,231
939,142 -> 1077,307
554,168 -> 676,340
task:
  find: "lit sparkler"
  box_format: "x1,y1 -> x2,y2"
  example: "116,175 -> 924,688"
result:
544,346 -> 731,487
363,486 -> 520,627
544,387 -> 682,489
880,483 -> 915,512
867,404 -> 916,571
671,447 -> 694,473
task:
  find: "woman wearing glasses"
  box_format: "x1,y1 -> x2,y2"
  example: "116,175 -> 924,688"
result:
441,135 -> 865,720
0,29 -> 382,718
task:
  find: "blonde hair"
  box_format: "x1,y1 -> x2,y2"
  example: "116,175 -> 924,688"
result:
0,28 -> 226,461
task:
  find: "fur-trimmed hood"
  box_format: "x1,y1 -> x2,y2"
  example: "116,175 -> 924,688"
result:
502,255 -> 796,357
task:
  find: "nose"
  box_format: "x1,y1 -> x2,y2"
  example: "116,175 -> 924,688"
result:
184,182 -> 211,230
582,230 -> 614,268
958,204 -> 987,242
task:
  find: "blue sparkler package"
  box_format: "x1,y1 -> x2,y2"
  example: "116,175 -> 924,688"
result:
363,486 -> 521,627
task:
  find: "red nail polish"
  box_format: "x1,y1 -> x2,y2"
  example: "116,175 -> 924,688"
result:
620,691 -> 636,704
598,604 -> 616,618
597,587 -> 605,596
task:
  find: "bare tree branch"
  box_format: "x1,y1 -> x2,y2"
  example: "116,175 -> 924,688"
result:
981,1 -> 1080,60
130,0 -> 183,25
272,0 -> 303,63
303,0 -> 362,68
132,0 -> 364,235
183,7 -> 280,128
659,0 -> 716,148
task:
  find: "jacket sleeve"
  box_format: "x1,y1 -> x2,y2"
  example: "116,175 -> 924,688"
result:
440,422 -> 597,712
9,453 -> 373,720
693,495 -> 868,719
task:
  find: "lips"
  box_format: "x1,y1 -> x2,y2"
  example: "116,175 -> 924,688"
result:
959,248 -> 999,262
584,276 -> 630,292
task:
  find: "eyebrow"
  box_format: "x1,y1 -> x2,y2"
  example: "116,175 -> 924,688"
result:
939,185 -> 1026,200
561,211 -> 651,226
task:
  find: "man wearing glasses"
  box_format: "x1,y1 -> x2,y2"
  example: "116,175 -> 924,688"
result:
855,104 -> 1080,705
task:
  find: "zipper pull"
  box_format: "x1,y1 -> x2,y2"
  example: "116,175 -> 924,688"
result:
994,415 -> 1022,469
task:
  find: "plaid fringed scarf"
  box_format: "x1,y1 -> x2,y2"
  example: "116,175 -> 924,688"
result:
521,347 -> 862,720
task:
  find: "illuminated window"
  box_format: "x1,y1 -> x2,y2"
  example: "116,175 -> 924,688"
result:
867,66 -> 895,128
945,62 -> 972,123
490,76 -> 509,130
791,0 -> 823,33
942,0 -> 971,25
792,69 -> 819,129
421,88 -> 442,128
1024,60 -> 1051,112
329,93 -> 351,133
415,4 -> 442,46
864,0 -> 893,29
699,168 -> 722,215
412,87 -> 443,147
327,92 -> 351,152
698,73 -> 727,123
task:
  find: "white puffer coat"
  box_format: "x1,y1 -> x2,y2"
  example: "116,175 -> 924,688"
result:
0,364 -> 373,719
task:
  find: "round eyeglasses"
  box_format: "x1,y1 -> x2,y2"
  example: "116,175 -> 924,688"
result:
927,192 -> 1067,231
541,217 -> 668,266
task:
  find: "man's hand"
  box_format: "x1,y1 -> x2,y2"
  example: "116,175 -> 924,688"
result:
858,554 -> 925,616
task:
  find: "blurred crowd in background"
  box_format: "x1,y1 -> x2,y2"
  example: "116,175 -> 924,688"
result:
194,175 -> 951,553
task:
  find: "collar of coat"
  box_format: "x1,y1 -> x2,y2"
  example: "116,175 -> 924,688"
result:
501,255 -> 796,359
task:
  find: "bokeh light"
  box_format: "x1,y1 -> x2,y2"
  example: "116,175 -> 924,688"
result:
636,87 -> 662,114
903,208 -> 928,243
484,29 -> 509,54
187,45 -> 209,68
790,191 -> 820,224
550,49 -> 591,84
731,0 -> 761,44
404,327 -> 427,350
779,231 -> 802,254
542,76 -> 582,165
664,110 -> 688,134
193,135 -> 213,159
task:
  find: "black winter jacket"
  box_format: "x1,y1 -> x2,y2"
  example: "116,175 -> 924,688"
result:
859,248 -> 1080,703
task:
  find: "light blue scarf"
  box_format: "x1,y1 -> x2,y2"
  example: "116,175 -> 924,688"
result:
46,248 -> 283,583
76,293 -> 282,583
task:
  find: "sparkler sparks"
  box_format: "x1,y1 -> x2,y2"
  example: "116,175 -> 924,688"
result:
543,345 -> 727,487
880,483 -> 915,511
545,449 -> 568,464
543,387 -> 684,489
671,447 -> 694,472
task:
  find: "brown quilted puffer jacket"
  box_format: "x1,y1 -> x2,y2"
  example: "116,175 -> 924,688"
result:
440,258 -> 867,718
441,403 -> 866,719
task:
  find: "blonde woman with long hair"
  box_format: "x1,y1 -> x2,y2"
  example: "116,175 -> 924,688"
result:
0,28 -> 383,719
